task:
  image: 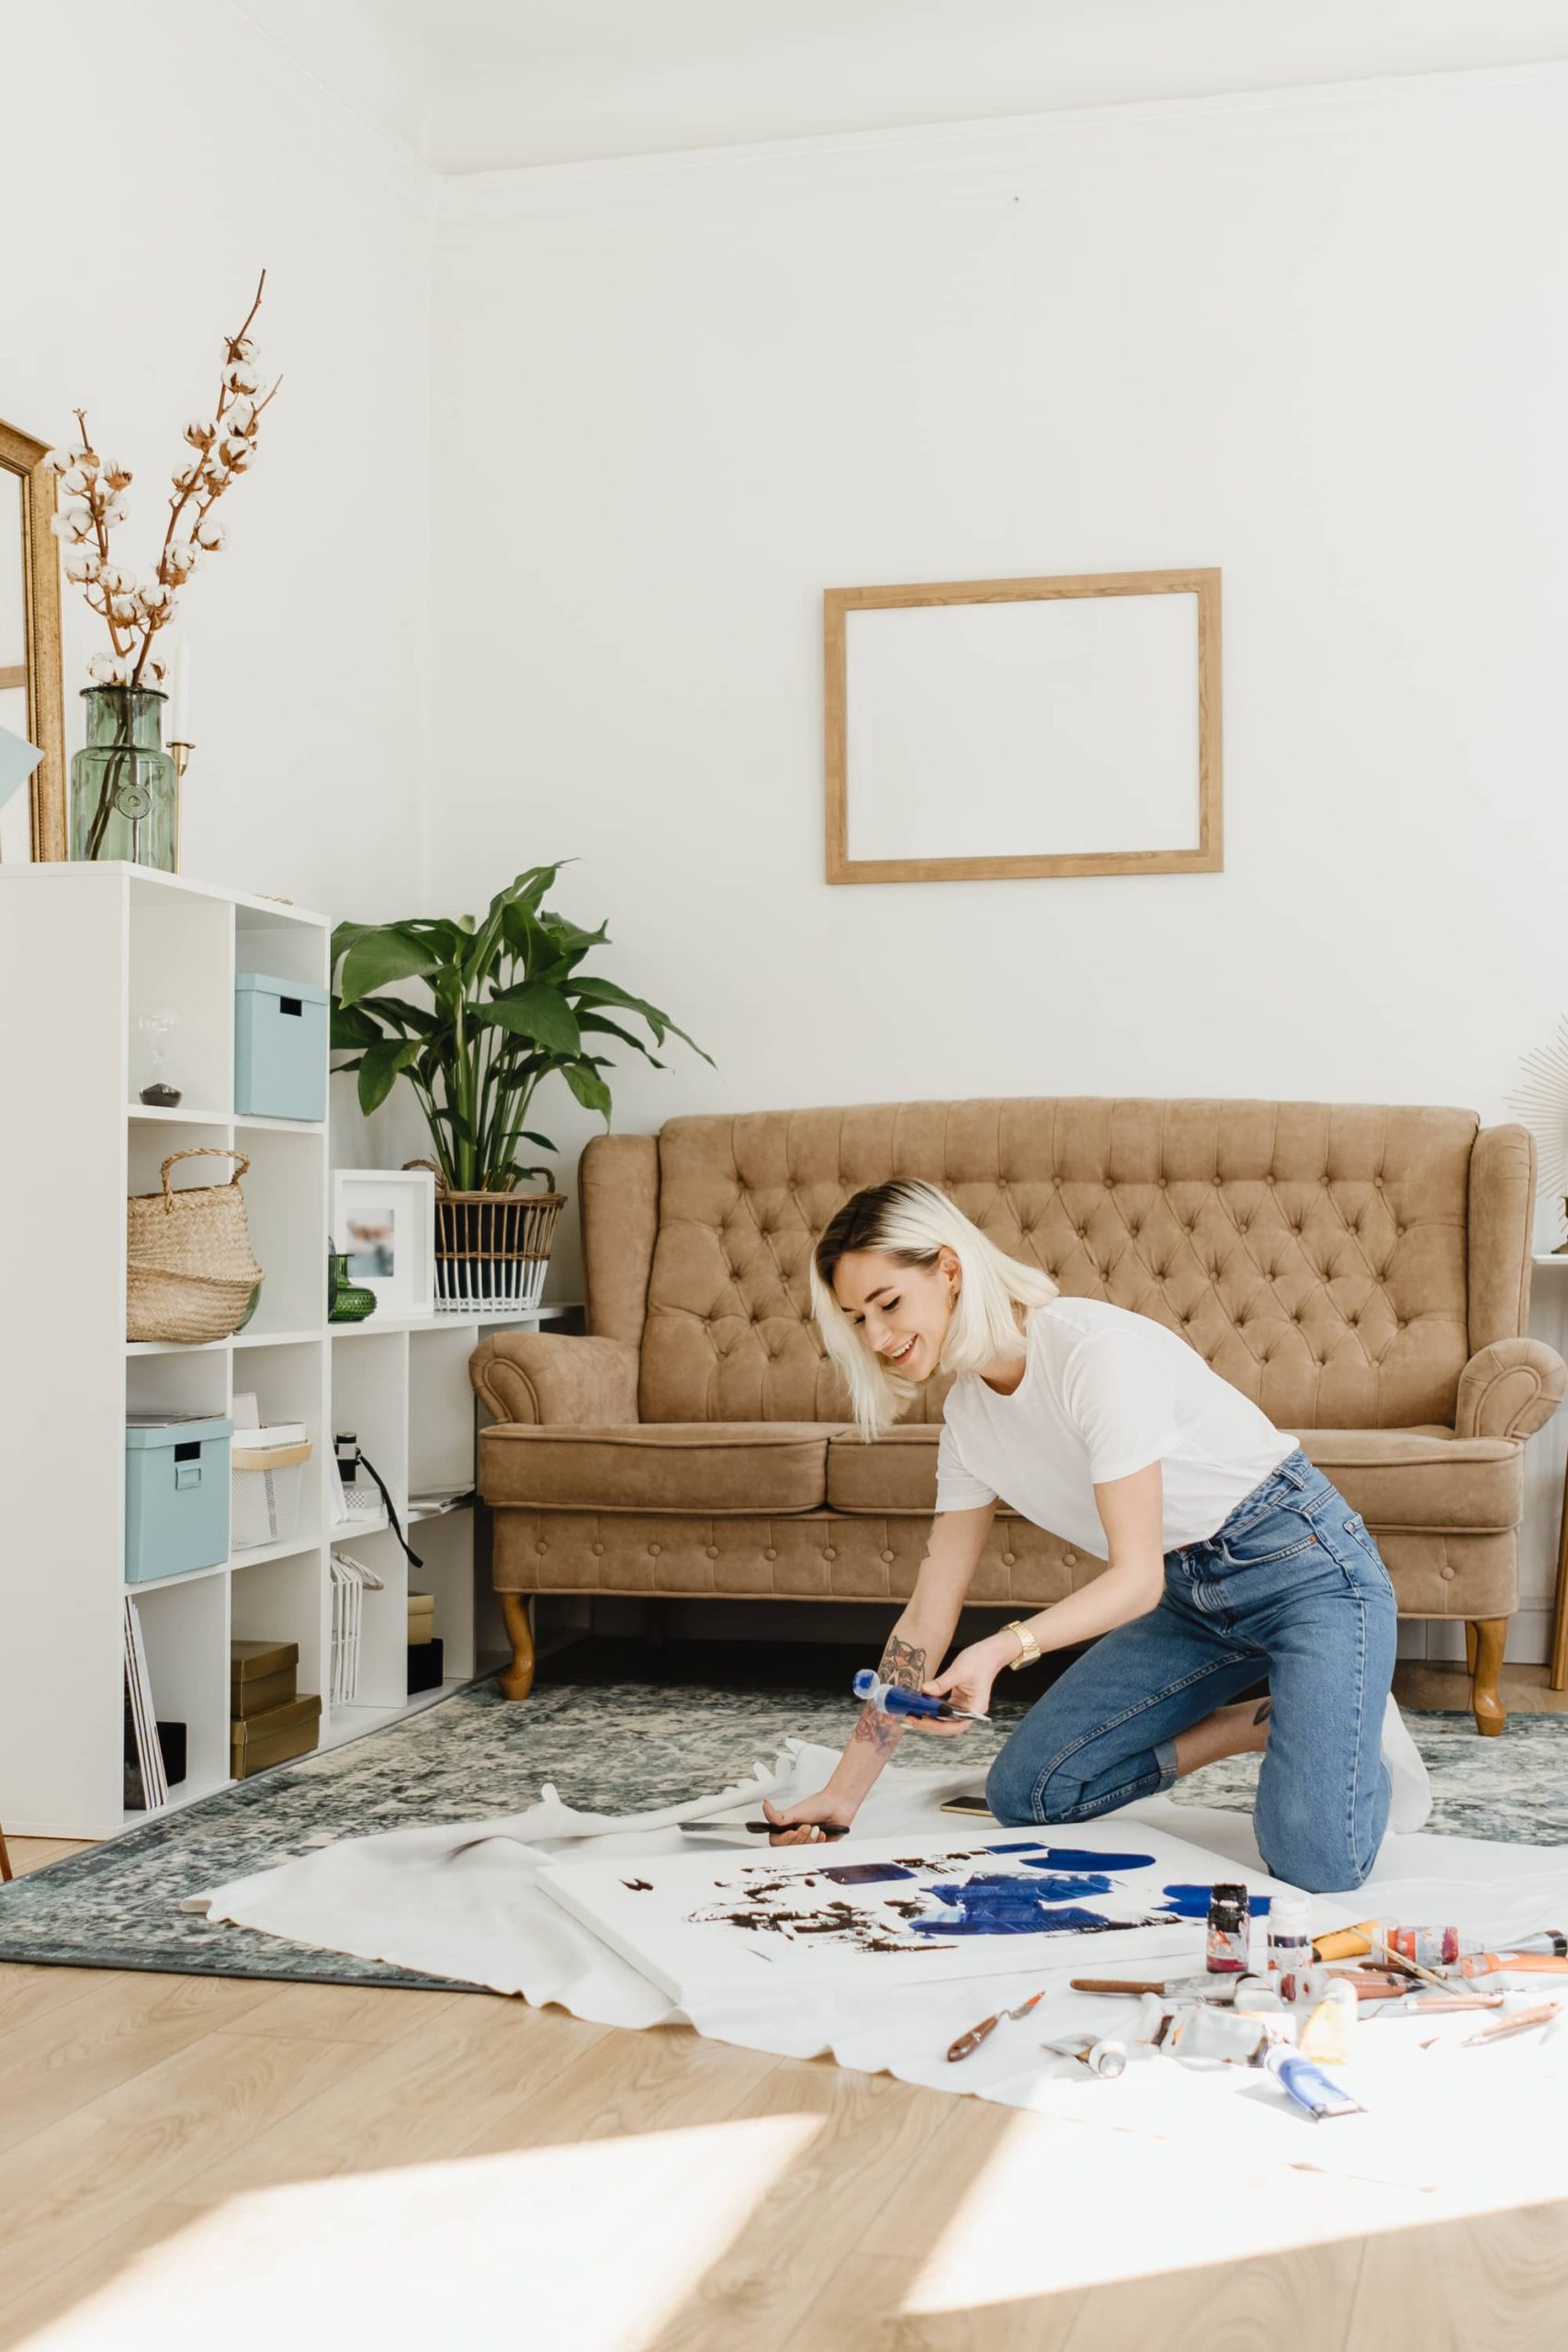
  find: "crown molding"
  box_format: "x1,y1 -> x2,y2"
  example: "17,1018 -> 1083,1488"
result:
438,55 -> 1568,232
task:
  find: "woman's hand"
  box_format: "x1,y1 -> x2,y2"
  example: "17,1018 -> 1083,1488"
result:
921,1632 -> 1015,1734
761,1790 -> 858,1846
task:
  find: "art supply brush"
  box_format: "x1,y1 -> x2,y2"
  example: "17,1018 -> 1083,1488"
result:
1071,1975 -> 1240,2003
946,1990 -> 1046,2062
1460,1952 -> 1568,1978
676,1818 -> 851,1838
1377,1989 -> 1506,2018
852,1668 -> 990,1724
1459,1999 -> 1560,2048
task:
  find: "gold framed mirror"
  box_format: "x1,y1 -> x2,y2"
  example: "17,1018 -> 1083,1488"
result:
0,416 -> 66,862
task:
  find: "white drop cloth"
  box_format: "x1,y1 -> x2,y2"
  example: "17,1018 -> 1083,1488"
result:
193,1742 -> 1568,2202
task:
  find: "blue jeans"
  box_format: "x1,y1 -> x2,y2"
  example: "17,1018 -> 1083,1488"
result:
984,1448 -> 1397,1893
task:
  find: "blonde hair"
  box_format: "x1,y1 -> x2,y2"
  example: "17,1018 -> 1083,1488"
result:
810,1180 -> 1060,1438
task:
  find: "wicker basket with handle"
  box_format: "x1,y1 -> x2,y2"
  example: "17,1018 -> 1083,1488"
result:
127,1148 -> 265,1344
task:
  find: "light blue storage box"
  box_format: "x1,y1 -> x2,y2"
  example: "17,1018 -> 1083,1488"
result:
234,972 -> 329,1122
125,1415 -> 233,1583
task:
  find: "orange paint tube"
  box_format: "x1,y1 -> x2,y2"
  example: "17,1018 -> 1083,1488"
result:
1460,1952 -> 1568,1978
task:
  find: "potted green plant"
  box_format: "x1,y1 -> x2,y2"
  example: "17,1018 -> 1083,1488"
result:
331,862 -> 710,1308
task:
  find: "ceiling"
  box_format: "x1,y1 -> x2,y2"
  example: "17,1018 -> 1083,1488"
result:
247,0 -> 1568,175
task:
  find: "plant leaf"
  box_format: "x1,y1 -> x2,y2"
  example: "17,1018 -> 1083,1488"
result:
570,975 -> 713,1065
331,920 -> 376,971
577,1012 -> 666,1067
331,1002 -> 384,1051
356,1035 -> 422,1115
339,928 -> 440,1009
562,1060 -> 613,1120
475,982 -> 581,1055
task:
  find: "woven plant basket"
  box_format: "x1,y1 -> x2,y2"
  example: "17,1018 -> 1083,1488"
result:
127,1148 -> 265,1344
412,1170 -> 563,1313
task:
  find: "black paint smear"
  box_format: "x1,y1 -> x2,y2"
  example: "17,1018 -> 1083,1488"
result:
621,1878 -> 652,1893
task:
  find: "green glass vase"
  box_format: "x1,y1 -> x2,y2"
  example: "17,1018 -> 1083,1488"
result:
70,685 -> 177,867
327,1248 -> 378,1325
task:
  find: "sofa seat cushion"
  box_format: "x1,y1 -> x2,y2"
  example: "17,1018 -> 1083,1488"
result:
827,1427 -> 941,1514
1296,1427 -> 1520,1531
480,1422 -> 846,1516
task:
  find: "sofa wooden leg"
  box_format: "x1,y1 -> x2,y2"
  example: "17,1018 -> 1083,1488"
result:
0,1823 -> 11,1884
1468,1618 -> 1507,1737
499,1592 -> 536,1702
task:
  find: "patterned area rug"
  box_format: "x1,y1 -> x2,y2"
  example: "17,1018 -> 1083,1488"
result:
2,1658 -> 1562,1994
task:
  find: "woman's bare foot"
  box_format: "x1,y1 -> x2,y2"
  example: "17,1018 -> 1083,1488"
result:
1171,1694 -> 1272,1779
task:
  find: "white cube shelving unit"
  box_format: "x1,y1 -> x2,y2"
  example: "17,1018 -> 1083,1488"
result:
0,864 -> 566,1839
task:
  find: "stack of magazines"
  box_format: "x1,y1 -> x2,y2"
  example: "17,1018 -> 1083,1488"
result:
329,1550 -> 385,1705
123,1595 -> 167,1811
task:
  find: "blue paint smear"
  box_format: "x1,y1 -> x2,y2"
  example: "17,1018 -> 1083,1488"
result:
1157,1883 -> 1270,1919
1010,1871 -> 1115,1902
908,1874 -> 1116,1937
822,1862 -> 914,1887
1023,1848 -> 1155,1872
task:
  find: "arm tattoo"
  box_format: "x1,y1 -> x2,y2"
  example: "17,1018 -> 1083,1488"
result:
851,1634 -> 928,1753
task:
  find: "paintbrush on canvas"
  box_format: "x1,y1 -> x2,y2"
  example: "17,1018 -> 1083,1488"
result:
538,1819 -> 1352,2003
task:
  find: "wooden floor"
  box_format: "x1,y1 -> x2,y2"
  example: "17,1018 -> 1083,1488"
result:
2,1663 -> 1567,2349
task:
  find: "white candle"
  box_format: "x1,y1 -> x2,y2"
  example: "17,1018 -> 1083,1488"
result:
169,640 -> 190,742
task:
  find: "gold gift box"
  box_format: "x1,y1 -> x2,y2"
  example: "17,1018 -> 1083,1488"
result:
231,1692 -> 321,1779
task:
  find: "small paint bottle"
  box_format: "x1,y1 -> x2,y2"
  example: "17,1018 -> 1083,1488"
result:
1205,1882 -> 1251,1974
1386,1925 -> 1473,1970
1267,1891 -> 1314,2004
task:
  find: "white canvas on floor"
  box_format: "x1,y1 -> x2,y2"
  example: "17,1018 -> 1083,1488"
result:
536,1815 -> 1335,2002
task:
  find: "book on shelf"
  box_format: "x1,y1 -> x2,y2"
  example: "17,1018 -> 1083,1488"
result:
122,1596 -> 167,1811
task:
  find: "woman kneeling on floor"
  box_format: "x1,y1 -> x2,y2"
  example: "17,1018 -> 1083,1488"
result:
763,1181 -> 1430,1889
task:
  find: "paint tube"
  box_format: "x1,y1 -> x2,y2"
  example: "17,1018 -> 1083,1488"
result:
1267,1892 -> 1314,2004
1166,2003 -> 1275,2064
1298,1978 -> 1358,2065
1042,2033 -> 1129,2077
1383,1926 -> 1568,1970
1264,2045 -> 1365,2120
1205,1883 -> 1250,1974
1311,1918 -> 1380,1962
850,1668 -> 989,1724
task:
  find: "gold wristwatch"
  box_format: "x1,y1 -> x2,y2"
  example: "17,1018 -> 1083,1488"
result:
1004,1619 -> 1042,1670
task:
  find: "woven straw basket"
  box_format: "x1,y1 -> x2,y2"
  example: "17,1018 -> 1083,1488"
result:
127,1148 -> 265,1344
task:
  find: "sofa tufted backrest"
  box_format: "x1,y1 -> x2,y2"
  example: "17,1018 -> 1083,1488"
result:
626,1098 -> 1532,1430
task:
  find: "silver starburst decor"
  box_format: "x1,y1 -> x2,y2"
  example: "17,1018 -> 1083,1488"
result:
1509,1016 -> 1568,1250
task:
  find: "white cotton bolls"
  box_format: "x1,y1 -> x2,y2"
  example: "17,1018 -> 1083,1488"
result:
193,516 -> 226,551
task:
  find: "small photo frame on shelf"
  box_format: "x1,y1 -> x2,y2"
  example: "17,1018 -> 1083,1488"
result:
332,1167 -> 435,1316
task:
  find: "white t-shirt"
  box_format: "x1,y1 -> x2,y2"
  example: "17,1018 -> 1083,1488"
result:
934,1297 -> 1293,1556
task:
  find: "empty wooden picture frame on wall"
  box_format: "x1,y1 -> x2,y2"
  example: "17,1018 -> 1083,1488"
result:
824,568 -> 1222,885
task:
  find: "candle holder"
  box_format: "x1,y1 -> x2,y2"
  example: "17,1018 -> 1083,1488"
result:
168,739 -> 193,873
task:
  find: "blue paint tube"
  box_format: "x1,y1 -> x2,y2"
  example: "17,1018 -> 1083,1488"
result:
1264,2045 -> 1365,2120
852,1668 -> 989,1723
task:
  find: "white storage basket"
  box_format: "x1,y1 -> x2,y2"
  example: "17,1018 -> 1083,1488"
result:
231,1423 -> 312,1550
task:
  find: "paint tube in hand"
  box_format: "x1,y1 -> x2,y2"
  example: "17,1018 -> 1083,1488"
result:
852,1668 -> 989,1724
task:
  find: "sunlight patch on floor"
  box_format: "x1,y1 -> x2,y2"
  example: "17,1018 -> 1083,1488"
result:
17,2113 -> 823,2352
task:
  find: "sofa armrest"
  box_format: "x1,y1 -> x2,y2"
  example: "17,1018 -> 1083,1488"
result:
1455,1338 -> 1567,1442
469,1332 -> 639,1428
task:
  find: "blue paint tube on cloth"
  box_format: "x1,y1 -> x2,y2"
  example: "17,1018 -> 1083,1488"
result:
1264,2045 -> 1364,2120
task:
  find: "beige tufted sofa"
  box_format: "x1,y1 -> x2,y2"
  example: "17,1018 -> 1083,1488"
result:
471,1098 -> 1566,1736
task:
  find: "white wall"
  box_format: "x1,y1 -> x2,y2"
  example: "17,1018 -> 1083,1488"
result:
4,0 -> 435,917
430,63 -> 1568,1655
